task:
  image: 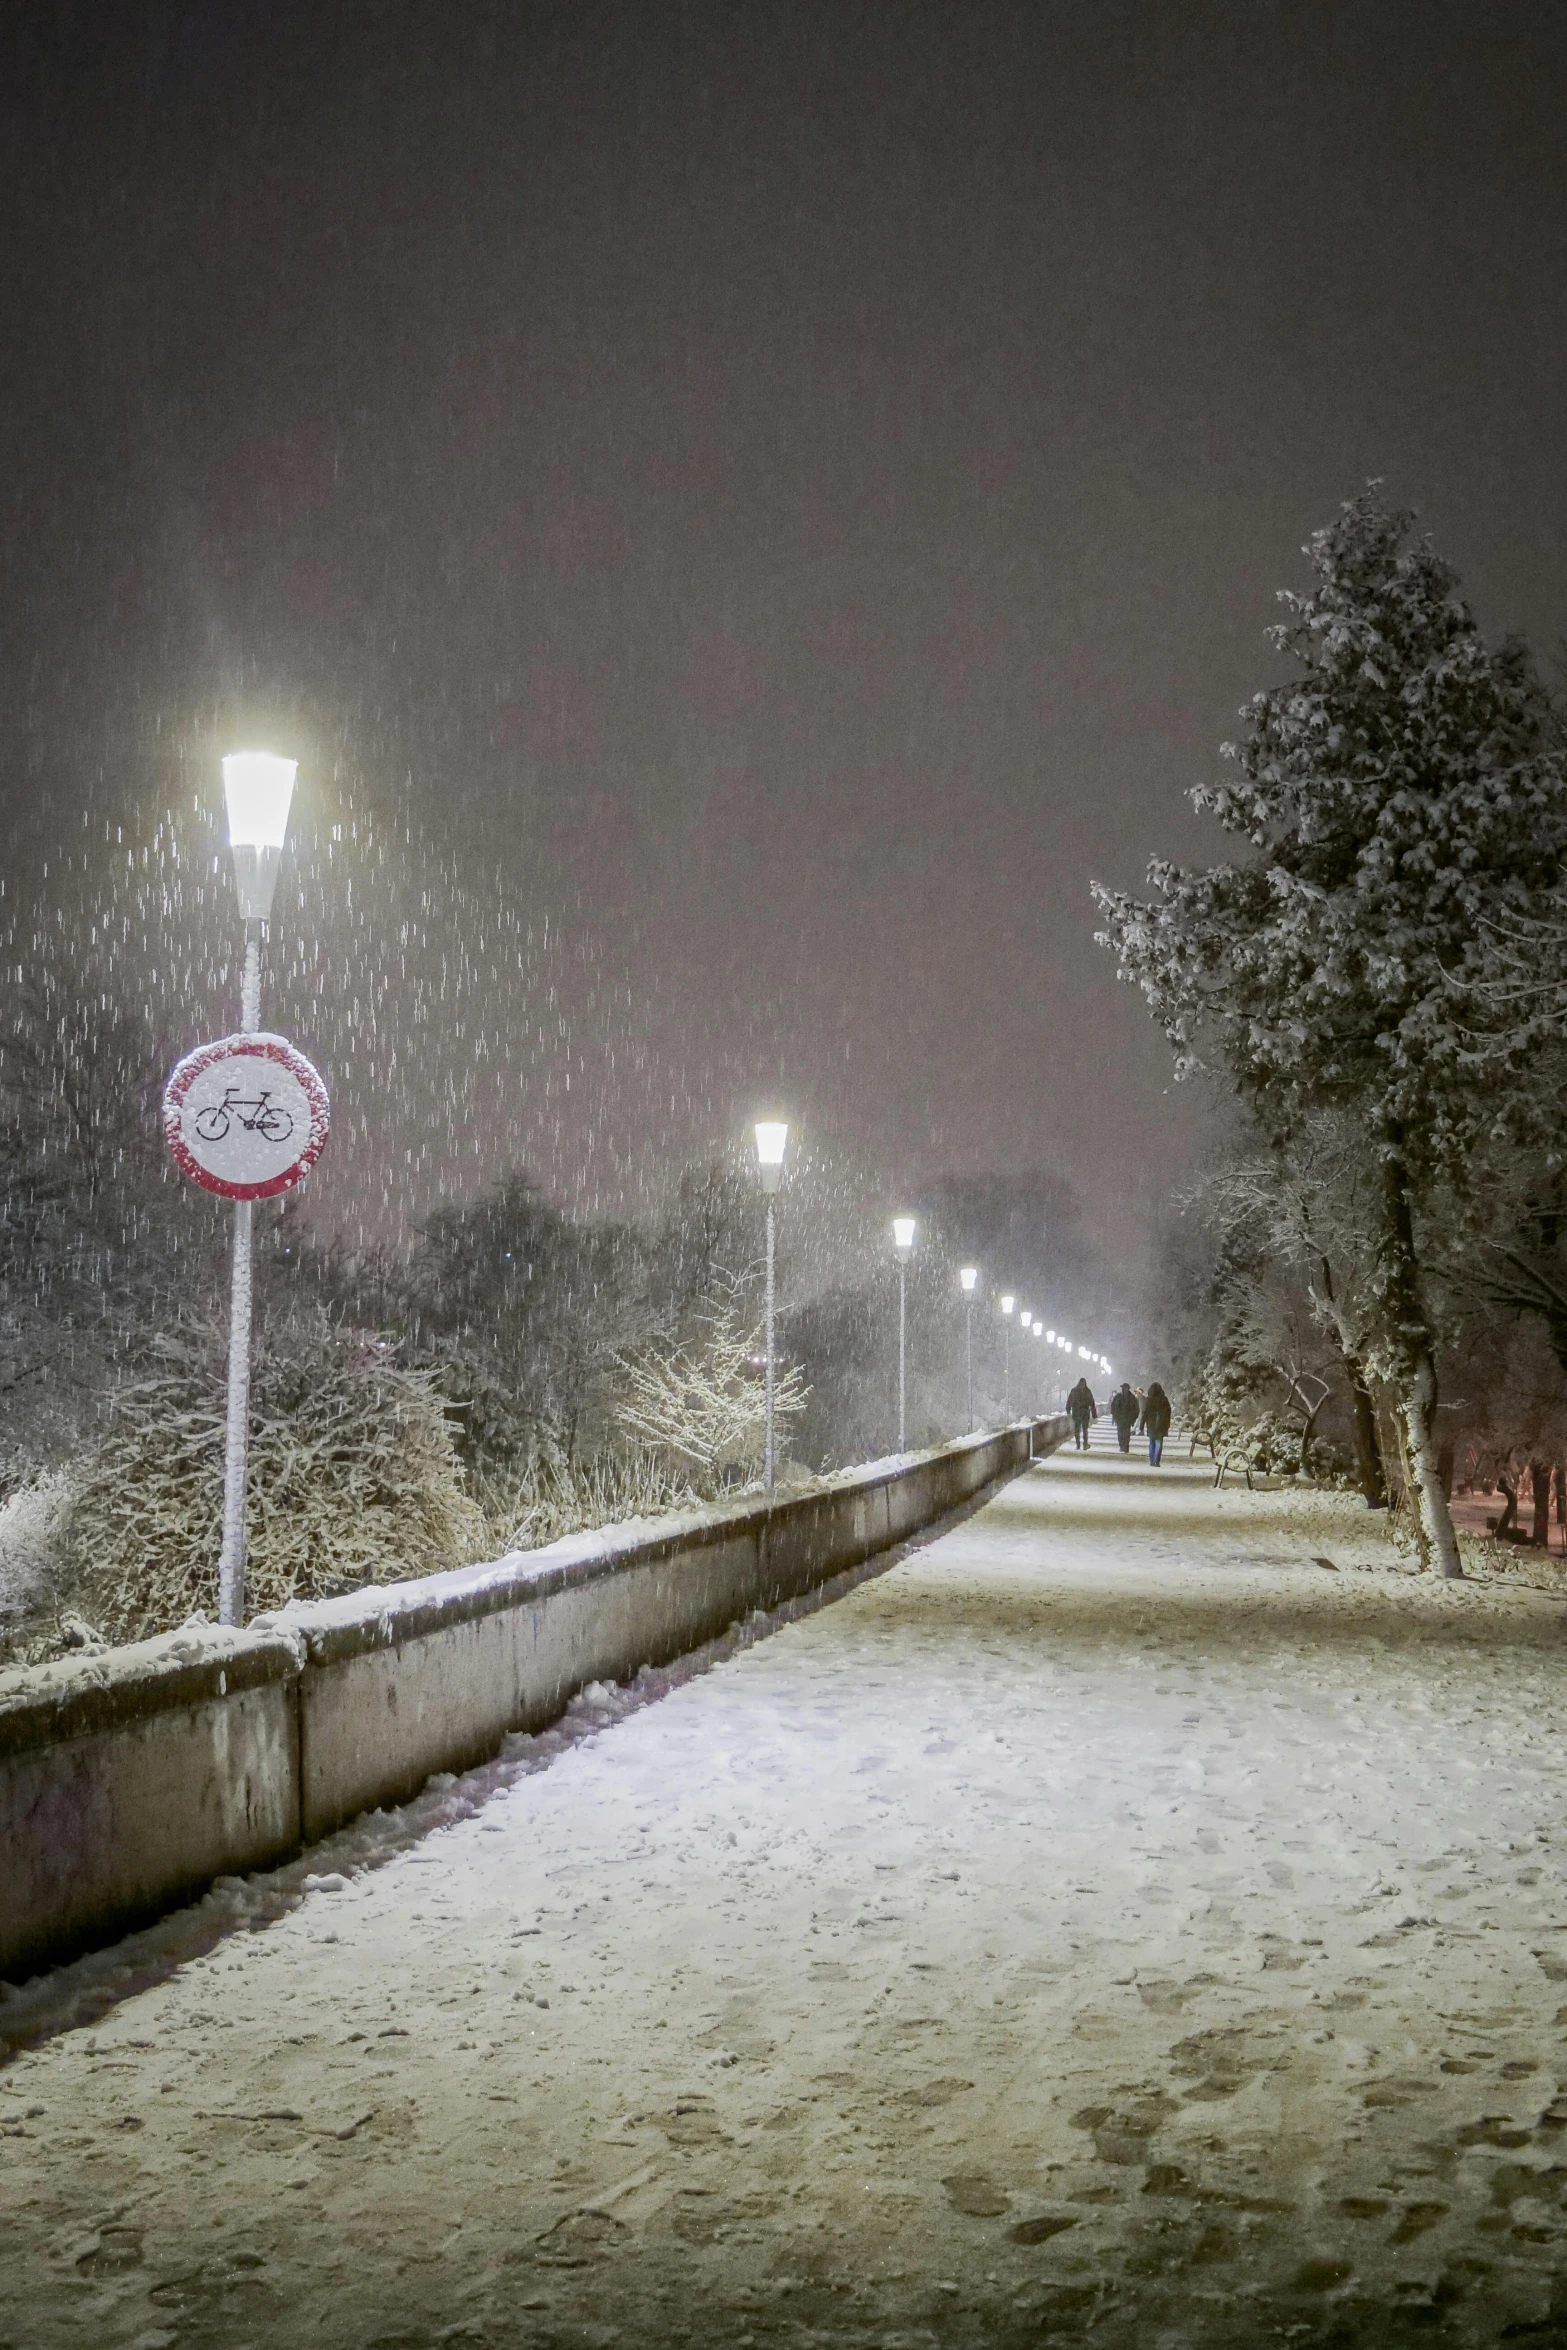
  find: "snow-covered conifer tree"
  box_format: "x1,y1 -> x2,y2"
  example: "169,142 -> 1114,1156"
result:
1095,489 -> 1567,1575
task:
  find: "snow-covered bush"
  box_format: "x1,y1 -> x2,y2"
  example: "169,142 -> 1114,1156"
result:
60,1310 -> 482,1642
613,1289 -> 807,1494
478,1449 -> 704,1554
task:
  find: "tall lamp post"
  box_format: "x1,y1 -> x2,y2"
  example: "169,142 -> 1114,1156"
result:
893,1216 -> 915,1449
1000,1294 -> 1014,1419
755,1121 -> 788,1489
218,751 -> 297,1627
959,1266 -> 978,1429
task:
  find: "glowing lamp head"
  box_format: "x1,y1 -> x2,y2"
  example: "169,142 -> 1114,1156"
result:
1045,1328 -> 1055,1342
892,1215 -> 916,1261
1000,1294 -> 1014,1317
960,1266 -> 978,1295
1078,1345 -> 1091,1359
1034,1323 -> 1044,1340
754,1120 -> 788,1194
1020,1311 -> 1032,1330
222,751 -> 297,921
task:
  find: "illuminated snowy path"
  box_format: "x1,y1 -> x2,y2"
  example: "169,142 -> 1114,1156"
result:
7,1440 -> 1567,2348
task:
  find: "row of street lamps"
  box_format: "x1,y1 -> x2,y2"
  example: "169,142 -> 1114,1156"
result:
192,755 -> 1116,1616
750,1124 -> 1115,1480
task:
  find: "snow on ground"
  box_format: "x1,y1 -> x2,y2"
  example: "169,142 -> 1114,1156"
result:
7,1433 -> 1567,2348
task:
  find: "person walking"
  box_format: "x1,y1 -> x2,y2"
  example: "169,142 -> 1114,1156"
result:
1067,1375 -> 1096,1450
1144,1380 -> 1172,1467
1109,1382 -> 1138,1455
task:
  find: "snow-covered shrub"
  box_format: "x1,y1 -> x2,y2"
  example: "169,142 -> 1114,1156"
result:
613,1289 -> 807,1494
0,1469 -> 78,1662
478,1449 -> 704,1554
61,1310 -> 482,1641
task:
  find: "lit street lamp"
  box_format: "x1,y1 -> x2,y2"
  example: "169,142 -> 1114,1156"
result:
218,751 -> 296,1627
959,1266 -> 978,1429
1000,1294 -> 1014,1418
754,1121 -> 788,1489
893,1216 -> 915,1448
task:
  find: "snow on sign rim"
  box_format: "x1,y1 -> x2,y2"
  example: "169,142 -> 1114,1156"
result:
163,1032 -> 330,1201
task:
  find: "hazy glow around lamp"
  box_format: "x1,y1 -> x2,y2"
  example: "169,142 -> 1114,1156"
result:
755,1120 -> 788,1196
223,752 -> 297,922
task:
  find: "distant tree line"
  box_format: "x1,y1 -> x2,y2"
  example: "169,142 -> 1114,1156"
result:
1098,488 -> 1567,1570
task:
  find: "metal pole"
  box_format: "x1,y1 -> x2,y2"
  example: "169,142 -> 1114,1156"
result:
1003,1319 -> 1011,1420
966,1297 -> 973,1430
217,924 -> 262,1626
898,1258 -> 907,1450
764,1196 -> 776,1491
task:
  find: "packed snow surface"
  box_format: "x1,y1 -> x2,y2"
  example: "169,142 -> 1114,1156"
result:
6,1433 -> 1567,2347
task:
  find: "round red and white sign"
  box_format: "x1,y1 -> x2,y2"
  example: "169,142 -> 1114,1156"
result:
163,1033 -> 330,1201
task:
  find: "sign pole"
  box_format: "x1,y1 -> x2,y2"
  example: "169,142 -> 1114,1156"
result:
217,924 -> 262,1627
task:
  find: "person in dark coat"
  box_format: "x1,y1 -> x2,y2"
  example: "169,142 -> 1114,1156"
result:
1066,1376 -> 1096,1450
1143,1381 -> 1172,1466
1109,1383 -> 1138,1454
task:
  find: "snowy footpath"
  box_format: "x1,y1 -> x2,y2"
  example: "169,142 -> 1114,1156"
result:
7,1435 -> 1567,2348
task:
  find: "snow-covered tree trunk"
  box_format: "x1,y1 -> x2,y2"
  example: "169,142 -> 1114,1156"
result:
1314,1253 -> 1387,1508
1400,1362 -> 1461,1578
1530,1462 -> 1552,1548
1347,1358 -> 1388,1509
1381,1140 -> 1462,1579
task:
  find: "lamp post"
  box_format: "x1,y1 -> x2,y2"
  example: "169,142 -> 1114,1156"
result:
217,751 -> 297,1627
1034,1320 -> 1046,1411
999,1294 -> 1014,1419
959,1266 -> 978,1429
893,1216 -> 915,1449
755,1121 -> 788,1489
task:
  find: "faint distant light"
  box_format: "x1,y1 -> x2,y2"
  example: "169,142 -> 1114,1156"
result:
1045,1327 -> 1055,1342
892,1216 -> 916,1259
959,1266 -> 977,1294
1078,1345 -> 1091,1358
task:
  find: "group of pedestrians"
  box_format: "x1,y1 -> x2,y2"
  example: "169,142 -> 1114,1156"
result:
1065,1375 -> 1172,1465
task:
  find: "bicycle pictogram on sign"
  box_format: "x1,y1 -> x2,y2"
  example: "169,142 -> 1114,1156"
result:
163,1033 -> 329,1201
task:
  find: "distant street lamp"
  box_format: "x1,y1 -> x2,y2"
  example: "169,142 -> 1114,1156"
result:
893,1216 -> 916,1448
1000,1294 -> 1014,1418
218,751 -> 296,1627
959,1266 -> 978,1429
755,1121 -> 788,1489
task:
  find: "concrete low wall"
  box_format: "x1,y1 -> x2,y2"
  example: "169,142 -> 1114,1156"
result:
0,1417 -> 1067,1984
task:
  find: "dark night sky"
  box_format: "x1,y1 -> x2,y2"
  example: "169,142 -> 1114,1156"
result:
4,0 -> 1566,1289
